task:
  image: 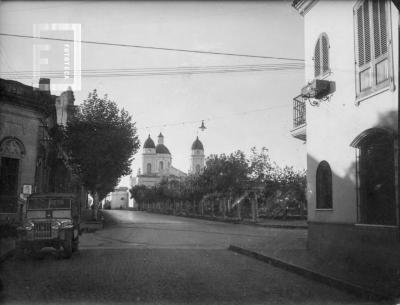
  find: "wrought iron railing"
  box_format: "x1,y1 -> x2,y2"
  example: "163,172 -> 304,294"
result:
293,95 -> 306,129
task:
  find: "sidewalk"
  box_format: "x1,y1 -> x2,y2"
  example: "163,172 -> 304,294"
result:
80,209 -> 104,232
229,236 -> 400,301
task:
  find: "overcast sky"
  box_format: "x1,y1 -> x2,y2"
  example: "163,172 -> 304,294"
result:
0,1 -> 305,188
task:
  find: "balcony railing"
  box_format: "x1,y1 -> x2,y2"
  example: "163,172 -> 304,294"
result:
291,95 -> 306,141
293,95 -> 306,128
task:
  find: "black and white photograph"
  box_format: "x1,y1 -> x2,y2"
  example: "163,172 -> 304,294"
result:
0,0 -> 399,304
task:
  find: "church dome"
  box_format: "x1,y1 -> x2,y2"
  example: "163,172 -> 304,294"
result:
156,144 -> 171,154
143,135 -> 155,149
191,137 -> 204,150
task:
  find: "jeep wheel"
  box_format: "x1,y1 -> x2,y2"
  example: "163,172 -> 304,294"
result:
62,234 -> 73,259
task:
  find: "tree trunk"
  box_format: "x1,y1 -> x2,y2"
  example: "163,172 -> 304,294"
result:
251,197 -> 257,222
92,192 -> 99,221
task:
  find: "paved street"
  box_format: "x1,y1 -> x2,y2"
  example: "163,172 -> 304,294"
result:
0,211 -> 378,305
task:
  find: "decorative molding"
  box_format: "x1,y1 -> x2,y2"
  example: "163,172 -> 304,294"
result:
0,136 -> 26,158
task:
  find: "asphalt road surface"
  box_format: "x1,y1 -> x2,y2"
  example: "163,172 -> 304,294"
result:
0,210 -> 380,305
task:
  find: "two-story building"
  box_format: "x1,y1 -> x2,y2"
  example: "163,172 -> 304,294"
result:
292,0 -> 399,274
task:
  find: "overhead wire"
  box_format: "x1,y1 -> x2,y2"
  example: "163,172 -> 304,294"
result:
139,104 -> 290,131
0,63 -> 304,80
0,32 -> 305,62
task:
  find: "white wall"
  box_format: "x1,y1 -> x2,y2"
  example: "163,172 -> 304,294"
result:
110,190 -> 129,209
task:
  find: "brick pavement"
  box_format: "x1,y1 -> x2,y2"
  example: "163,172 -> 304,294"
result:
1,248 -> 370,305
0,211 -> 385,304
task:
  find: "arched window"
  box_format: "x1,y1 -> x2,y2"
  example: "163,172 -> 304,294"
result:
314,33 -> 330,78
159,161 -> 164,171
351,129 -> 396,225
195,164 -> 201,174
147,163 -> 152,174
316,161 -> 333,209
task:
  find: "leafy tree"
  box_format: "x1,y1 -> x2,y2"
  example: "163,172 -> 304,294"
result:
65,90 -> 140,219
130,147 -> 307,219
248,147 -> 274,183
202,150 -> 249,196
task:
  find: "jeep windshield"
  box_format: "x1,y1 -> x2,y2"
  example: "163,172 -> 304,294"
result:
28,198 -> 72,210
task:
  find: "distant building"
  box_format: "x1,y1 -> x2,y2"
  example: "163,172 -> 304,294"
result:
135,133 -> 187,187
0,78 -> 85,221
109,187 -> 129,209
189,136 -> 205,175
292,0 -> 399,274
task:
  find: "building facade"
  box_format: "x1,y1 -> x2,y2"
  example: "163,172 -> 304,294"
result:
189,136 -> 205,175
135,134 -> 205,187
292,0 -> 399,273
0,78 -> 83,221
136,133 -> 187,187
109,187 -> 129,209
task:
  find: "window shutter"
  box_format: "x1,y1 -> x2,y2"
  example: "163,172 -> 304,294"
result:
321,35 -> 329,73
363,0 -> 371,64
356,6 -> 365,66
373,0 -> 388,57
356,0 -> 372,66
379,0 -> 387,55
373,1 -> 381,58
314,39 -> 321,77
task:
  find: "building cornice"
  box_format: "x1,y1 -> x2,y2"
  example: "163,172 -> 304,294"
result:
0,78 -> 56,117
292,0 -> 319,16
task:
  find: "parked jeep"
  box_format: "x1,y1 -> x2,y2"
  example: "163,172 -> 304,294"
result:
17,193 -> 80,258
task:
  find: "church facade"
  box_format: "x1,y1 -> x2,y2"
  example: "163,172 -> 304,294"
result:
135,133 -> 205,187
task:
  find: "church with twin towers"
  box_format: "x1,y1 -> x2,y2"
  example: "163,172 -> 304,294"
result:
133,133 -> 205,187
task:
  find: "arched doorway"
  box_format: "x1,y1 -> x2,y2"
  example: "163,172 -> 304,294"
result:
0,137 -> 25,213
351,128 -> 396,225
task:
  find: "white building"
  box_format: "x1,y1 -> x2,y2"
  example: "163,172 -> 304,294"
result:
292,0 -> 399,273
189,137 -> 205,174
108,187 -> 129,209
136,133 -> 201,187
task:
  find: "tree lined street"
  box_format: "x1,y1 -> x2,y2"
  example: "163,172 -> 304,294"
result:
1,211 -> 373,305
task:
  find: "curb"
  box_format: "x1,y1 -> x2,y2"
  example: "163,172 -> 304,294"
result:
242,221 -> 307,230
142,210 -> 307,229
228,245 -> 393,302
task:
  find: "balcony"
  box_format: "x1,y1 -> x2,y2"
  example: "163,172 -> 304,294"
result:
290,95 -> 306,141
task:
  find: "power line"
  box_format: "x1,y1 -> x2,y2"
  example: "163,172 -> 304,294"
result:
0,63 -> 304,74
0,32 -> 305,62
0,63 -> 304,80
139,104 -> 290,131
0,64 -> 304,76
1,67 -> 303,80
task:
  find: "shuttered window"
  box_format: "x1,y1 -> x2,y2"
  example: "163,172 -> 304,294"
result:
354,0 -> 393,99
314,33 -> 330,78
